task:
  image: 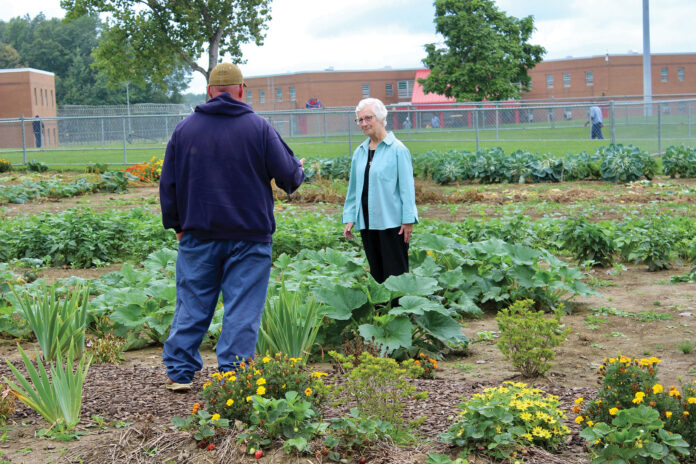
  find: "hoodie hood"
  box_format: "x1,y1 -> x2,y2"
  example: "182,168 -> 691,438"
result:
195,92 -> 254,118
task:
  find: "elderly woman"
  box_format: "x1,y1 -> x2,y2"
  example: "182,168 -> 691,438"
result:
342,98 -> 418,283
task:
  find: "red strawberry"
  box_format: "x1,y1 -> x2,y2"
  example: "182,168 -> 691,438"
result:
254,449 -> 264,459
207,444 -> 215,451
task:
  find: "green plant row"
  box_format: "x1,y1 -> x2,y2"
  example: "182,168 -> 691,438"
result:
0,171 -> 132,204
302,144 -> 696,185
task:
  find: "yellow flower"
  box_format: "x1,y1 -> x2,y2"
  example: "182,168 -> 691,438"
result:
575,416 -> 584,424
632,392 -> 645,404
257,386 -> 266,395
203,381 -> 211,389
609,408 -> 619,416
226,399 -> 234,406
212,413 -> 220,421
688,397 -> 696,404
586,420 -> 594,427
575,397 -> 584,404
652,384 -> 664,394
666,411 -> 673,418
684,411 -> 690,416
256,378 -> 266,386
669,389 -> 681,398
262,356 -> 271,363
290,357 -> 302,363
312,372 -> 328,378
304,388 -> 313,396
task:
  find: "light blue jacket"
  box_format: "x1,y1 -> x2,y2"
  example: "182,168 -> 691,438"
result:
342,132 -> 418,230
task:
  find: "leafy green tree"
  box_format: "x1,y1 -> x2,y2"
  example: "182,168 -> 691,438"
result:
420,0 -> 545,102
60,0 -> 271,89
0,42 -> 24,68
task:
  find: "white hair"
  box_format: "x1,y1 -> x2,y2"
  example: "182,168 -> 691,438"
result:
356,98 -> 388,127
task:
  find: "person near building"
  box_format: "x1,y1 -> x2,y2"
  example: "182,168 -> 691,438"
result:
431,114 -> 440,128
32,115 -> 44,148
584,105 -> 604,139
159,62 -> 305,391
342,98 -> 418,284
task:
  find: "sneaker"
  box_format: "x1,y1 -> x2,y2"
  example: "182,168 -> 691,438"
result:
165,378 -> 192,392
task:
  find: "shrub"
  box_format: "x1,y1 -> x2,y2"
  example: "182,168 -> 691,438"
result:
559,216 -> 616,267
0,383 -> 16,423
328,351 -> 425,432
85,333 -> 125,364
171,404 -> 229,447
200,353 -> 327,424
662,145 -> 696,178
85,163 -> 108,174
496,299 -> 570,377
627,221 -> 674,271
402,352 -> 439,379
26,159 -> 48,172
124,156 -> 163,182
0,159 -> 12,173
440,381 -> 570,460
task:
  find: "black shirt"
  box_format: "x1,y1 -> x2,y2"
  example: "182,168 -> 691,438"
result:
360,149 -> 375,229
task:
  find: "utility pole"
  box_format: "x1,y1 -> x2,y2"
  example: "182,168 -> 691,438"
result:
642,0 -> 652,116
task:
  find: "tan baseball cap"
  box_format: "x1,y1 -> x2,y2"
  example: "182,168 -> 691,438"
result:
209,62 -> 246,86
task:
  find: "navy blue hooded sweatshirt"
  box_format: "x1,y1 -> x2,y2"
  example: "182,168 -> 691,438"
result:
159,92 -> 304,242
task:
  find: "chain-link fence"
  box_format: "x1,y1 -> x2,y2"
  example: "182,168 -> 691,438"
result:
1,98 -> 694,164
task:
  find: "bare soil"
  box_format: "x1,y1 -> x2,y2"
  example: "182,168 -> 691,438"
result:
0,175 -> 694,463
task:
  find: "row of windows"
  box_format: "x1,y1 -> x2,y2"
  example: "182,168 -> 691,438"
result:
34,87 -> 55,107
246,87 -> 297,104
546,71 -> 594,88
362,80 -> 414,98
545,66 -> 686,89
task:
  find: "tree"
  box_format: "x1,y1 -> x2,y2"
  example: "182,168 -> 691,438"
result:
61,0 -> 271,89
0,42 -> 24,68
420,0 -> 545,102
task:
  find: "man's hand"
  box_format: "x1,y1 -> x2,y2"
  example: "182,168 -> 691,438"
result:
399,224 -> 413,243
299,158 -> 305,166
344,222 -> 355,240
176,232 -> 184,242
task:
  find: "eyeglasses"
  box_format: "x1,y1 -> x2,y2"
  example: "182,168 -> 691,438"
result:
355,115 -> 374,125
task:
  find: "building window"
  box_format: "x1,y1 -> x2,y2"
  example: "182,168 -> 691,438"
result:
545,74 -> 554,88
246,90 -> 253,104
289,87 -> 296,102
678,101 -> 687,114
361,84 -> 370,98
41,89 -> 44,106
50,90 -> 54,106
397,80 -> 414,98
259,90 -> 265,104
585,71 -> 593,86
661,67 -> 668,83
34,88 -> 37,105
678,67 -> 685,82
563,73 -> 570,87
385,83 -> 394,97
276,88 -> 282,102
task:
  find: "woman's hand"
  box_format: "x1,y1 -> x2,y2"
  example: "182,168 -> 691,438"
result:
399,223 -> 413,243
344,222 -> 355,239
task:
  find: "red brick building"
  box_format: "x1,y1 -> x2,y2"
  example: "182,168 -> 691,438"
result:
243,53 -> 696,112
0,68 -> 58,148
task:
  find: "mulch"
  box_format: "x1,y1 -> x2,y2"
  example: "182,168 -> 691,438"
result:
0,361 -> 595,463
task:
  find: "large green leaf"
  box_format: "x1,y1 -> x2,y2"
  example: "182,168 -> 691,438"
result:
314,286 -> 366,320
358,316 -> 412,356
364,276 -> 391,305
109,304 -> 146,327
414,312 -> 468,344
383,273 -> 440,296
390,296 -> 451,317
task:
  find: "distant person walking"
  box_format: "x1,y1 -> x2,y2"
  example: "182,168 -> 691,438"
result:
431,114 -> 440,128
159,62 -> 305,392
584,105 -> 604,139
32,115 -> 44,148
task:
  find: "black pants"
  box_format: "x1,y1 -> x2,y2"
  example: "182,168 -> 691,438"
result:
360,227 -> 409,284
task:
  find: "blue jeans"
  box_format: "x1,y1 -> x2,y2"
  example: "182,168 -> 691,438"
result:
591,122 -> 604,139
163,234 -> 272,383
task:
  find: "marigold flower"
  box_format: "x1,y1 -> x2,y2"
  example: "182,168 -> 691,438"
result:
203,381 -> 211,389
609,408 -> 619,416
669,389 -> 681,398
257,386 -> 266,395
575,416 -> 584,424
572,405 -> 581,414
192,403 -> 201,414
256,378 -> 266,386
246,396 -> 252,402
575,397 -> 584,404
688,397 -> 696,404
312,372 -> 328,378
666,411 -> 673,418
262,356 -> 271,363
684,411 -> 690,416
305,388 -> 313,396
211,414 -> 220,421
652,384 -> 664,394
226,399 -> 234,406
586,420 -> 594,427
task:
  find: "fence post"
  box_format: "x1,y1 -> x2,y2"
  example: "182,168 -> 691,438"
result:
20,114 -> 27,164
101,118 -> 105,146
323,108 -> 328,144
347,112 -> 352,156
495,104 -> 499,140
657,106 -> 661,156
610,101 -> 616,145
122,117 -> 128,164
689,101 -> 692,139
474,108 -> 480,152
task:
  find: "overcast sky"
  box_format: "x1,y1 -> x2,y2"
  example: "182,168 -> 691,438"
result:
2,0 -> 695,93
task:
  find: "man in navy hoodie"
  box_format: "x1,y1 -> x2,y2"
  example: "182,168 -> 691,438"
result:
160,62 -> 305,391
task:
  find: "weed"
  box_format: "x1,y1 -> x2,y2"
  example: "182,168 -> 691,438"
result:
678,340 -> 694,354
